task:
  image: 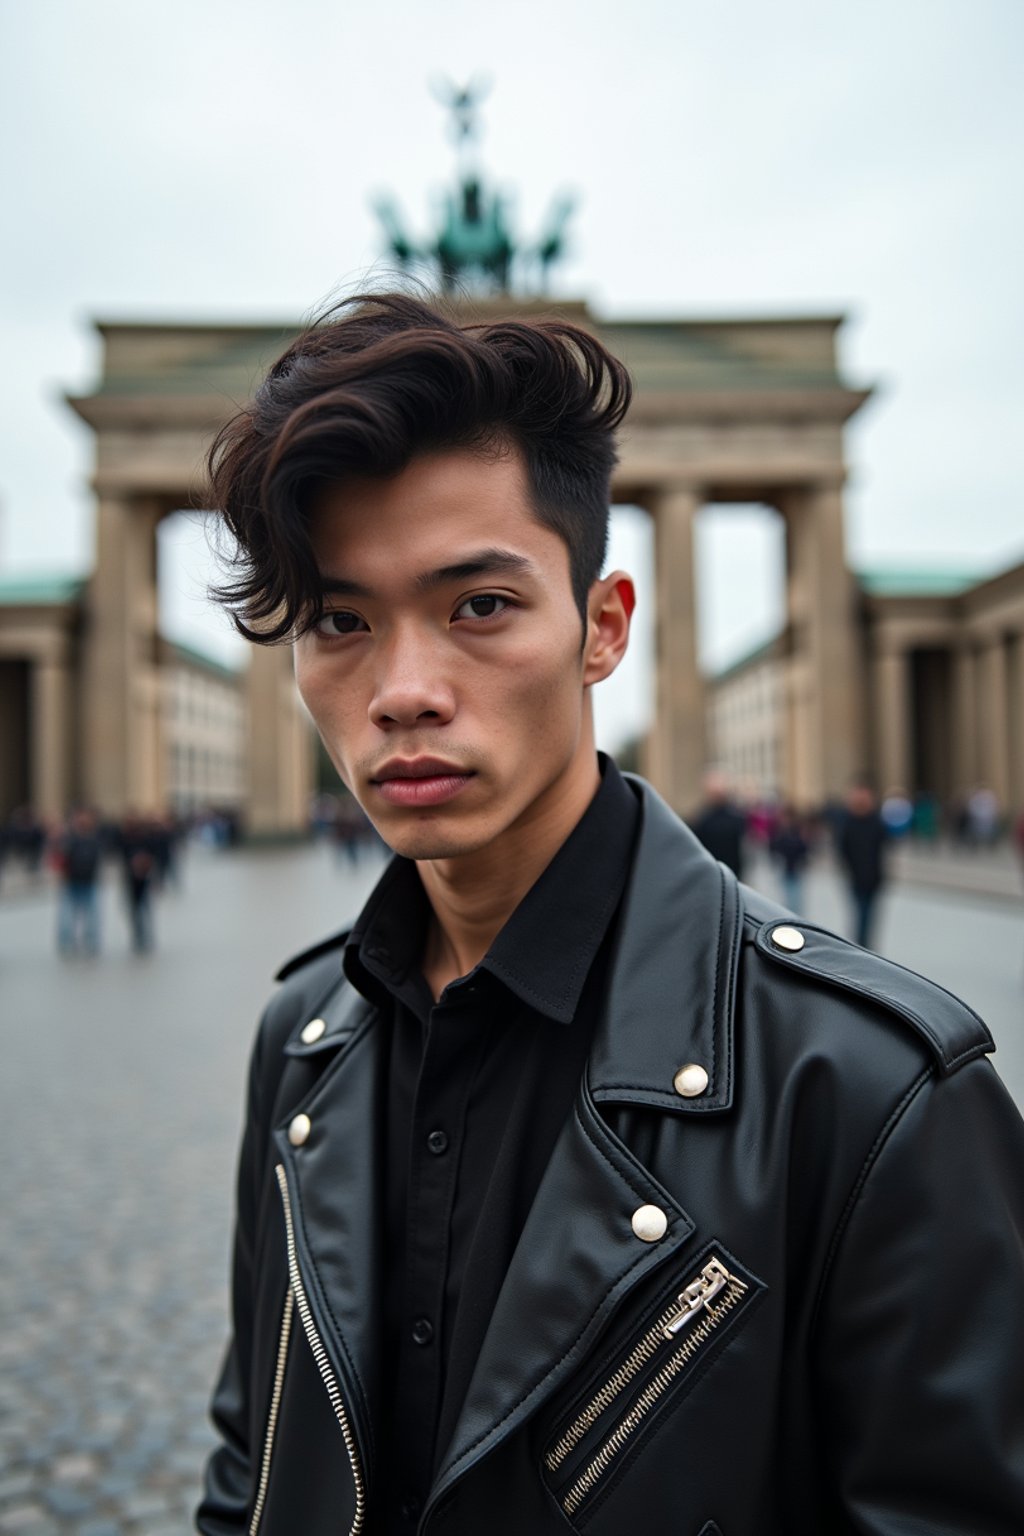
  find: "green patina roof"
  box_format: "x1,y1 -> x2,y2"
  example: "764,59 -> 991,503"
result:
710,634 -> 782,682
0,574 -> 86,605
163,636 -> 243,681
711,562 -> 1004,679
856,565 -> 986,597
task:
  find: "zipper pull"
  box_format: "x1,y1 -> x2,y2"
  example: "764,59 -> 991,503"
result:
662,1258 -> 731,1338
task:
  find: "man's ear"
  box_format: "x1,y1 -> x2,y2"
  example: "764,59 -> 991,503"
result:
583,571 -> 635,686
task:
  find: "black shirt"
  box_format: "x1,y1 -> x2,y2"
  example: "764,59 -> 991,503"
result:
343,756 -> 639,1532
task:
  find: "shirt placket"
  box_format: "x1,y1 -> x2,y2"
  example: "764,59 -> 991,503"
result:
393,992 -> 486,1525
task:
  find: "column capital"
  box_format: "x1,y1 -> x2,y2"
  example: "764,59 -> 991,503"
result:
872,628 -> 910,659
642,482 -> 705,513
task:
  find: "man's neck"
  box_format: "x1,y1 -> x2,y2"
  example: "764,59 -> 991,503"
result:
416,754 -> 602,1001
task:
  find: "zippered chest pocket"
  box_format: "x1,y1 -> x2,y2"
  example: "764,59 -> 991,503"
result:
543,1246 -> 762,1522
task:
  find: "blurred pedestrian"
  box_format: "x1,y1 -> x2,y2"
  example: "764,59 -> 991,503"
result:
55,807 -> 103,956
881,788 -> 913,839
689,769 -> 747,878
770,805 -> 811,914
837,781 -> 888,949
912,791 -> 939,842
119,813 -> 157,952
967,785 -> 1000,847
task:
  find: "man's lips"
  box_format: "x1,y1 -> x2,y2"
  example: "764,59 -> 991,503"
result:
371,759 -> 476,809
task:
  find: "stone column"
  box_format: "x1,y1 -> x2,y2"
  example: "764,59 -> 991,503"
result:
950,642 -> 978,798
978,635 -> 1011,811
872,637 -> 912,795
646,485 -> 705,814
245,644 -> 313,836
781,482 -> 863,805
81,494 -> 164,813
30,648 -> 73,820
1009,633 -> 1024,816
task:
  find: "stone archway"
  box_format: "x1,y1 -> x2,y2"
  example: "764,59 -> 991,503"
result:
67,306 -> 870,831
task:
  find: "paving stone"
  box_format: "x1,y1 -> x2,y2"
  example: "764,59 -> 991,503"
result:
42,1485 -> 96,1518
0,1477 -> 35,1506
51,1453 -> 99,1481
0,1506 -> 51,1533
93,1474 -> 135,1500
116,1490 -> 174,1520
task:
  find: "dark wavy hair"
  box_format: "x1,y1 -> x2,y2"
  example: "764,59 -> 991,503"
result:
207,293 -> 632,642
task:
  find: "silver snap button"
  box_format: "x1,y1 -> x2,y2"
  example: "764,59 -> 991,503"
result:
300,1017 -> 327,1045
288,1113 -> 312,1147
631,1204 -> 668,1242
771,924 -> 805,953
673,1063 -> 709,1098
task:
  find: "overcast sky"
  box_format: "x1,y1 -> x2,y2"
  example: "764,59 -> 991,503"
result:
1,0 -> 1021,751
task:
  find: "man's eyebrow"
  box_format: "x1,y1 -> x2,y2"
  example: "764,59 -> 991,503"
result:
318,575 -> 372,599
316,550 -> 538,600
414,549 -> 538,591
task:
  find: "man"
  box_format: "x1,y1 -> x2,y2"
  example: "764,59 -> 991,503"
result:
837,780 -> 888,949
198,295 -> 1024,1536
56,806 -> 103,956
689,769 -> 747,879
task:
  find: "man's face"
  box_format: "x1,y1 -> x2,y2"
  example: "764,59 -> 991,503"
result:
294,446 -> 626,864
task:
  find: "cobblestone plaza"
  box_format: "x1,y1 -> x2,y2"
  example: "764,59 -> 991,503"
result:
1,843 -> 1022,1534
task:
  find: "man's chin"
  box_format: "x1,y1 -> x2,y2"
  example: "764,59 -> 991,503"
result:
374,816 -> 491,864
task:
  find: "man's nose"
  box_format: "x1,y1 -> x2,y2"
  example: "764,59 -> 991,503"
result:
369,628 -> 455,729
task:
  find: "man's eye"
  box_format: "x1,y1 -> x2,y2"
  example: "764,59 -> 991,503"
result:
454,594 -> 510,621
316,610 -> 367,636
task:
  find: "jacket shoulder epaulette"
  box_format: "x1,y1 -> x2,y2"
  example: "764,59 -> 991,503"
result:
744,900 -> 994,1076
274,926 -> 352,982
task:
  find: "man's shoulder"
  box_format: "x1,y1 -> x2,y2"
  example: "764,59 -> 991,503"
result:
275,928 -> 352,983
250,927 -> 359,1061
738,883 -> 993,1078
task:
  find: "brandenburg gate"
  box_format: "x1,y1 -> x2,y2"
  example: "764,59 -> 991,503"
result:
67,301 -> 870,832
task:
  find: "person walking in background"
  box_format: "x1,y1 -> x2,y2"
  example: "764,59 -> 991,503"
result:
118,813 -> 157,953
55,807 -> 103,956
770,804 -> 811,914
967,784 -> 1000,847
689,768 -> 747,878
837,780 -> 888,948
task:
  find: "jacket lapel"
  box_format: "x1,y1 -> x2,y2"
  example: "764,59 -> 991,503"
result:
429,1079 -> 695,1502
430,780 -> 743,1506
272,978 -> 385,1491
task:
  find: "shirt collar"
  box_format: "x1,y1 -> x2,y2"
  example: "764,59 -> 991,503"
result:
344,754 -> 639,1025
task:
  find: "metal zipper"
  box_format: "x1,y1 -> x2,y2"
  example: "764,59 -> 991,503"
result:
548,1256 -> 747,1517
275,1163 -> 367,1536
249,1285 -> 294,1536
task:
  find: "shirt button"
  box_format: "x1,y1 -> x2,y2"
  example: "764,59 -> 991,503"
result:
411,1316 -> 434,1346
426,1129 -> 449,1155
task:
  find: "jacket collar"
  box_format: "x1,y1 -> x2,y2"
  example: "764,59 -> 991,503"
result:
342,753 -> 639,1025
586,774 -> 740,1116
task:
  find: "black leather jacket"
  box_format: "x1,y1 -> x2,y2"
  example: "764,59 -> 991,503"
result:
198,779 -> 1024,1536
